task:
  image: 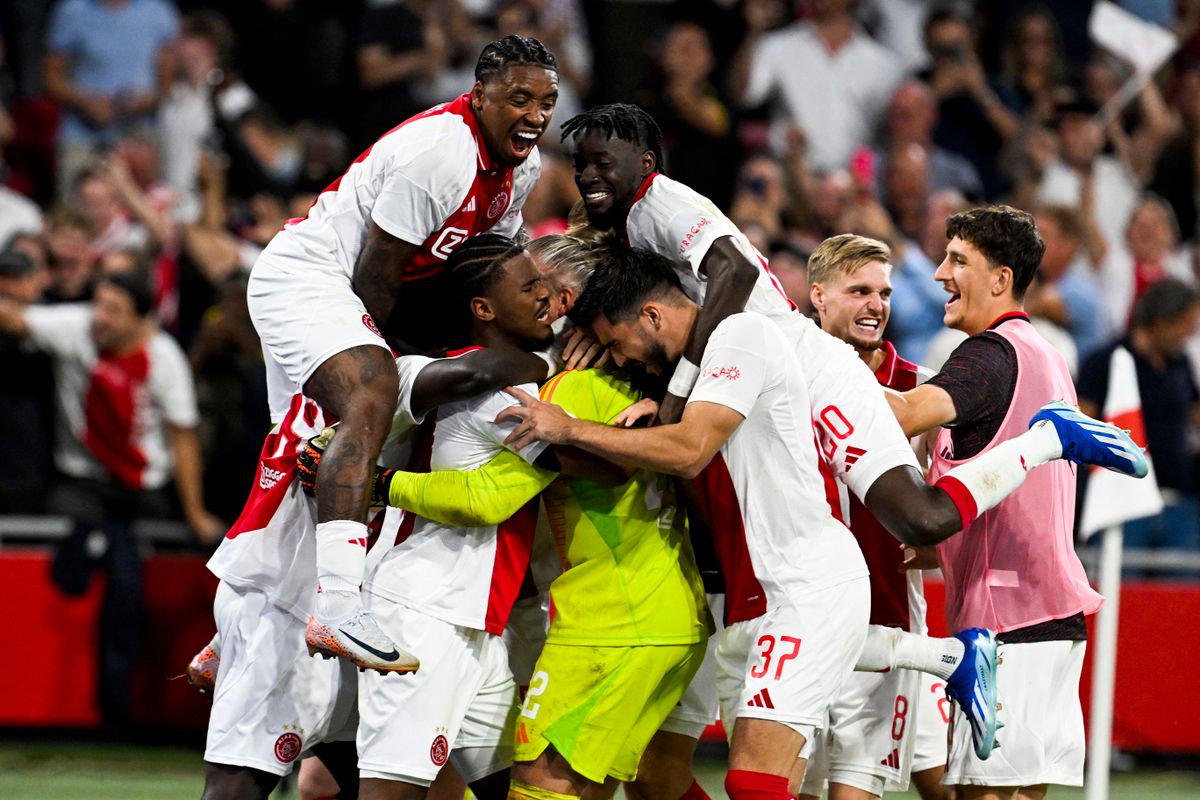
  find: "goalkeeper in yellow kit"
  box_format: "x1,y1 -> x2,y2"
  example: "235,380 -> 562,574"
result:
380,235 -> 714,799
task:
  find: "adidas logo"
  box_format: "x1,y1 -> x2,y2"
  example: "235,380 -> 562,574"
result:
880,748 -> 900,768
844,445 -> 866,470
746,688 -> 775,709
259,463 -> 286,490
462,197 -> 477,213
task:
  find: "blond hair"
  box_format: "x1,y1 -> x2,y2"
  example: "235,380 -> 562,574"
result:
807,234 -> 891,287
526,233 -> 610,294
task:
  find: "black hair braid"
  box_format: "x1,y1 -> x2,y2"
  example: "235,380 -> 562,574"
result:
444,233 -> 526,303
559,103 -> 666,175
475,35 -> 558,83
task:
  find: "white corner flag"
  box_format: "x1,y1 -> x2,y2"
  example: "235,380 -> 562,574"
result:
1079,344 -> 1161,800
1089,1 -> 1178,77
1080,344 -> 1162,538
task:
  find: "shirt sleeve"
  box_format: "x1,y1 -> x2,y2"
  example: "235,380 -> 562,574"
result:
927,332 -> 1017,428
370,121 -> 475,245
24,304 -> 92,359
487,382 -> 550,465
687,314 -> 775,417
150,335 -> 200,428
387,449 -> 556,527
392,355 -> 436,432
627,178 -> 744,279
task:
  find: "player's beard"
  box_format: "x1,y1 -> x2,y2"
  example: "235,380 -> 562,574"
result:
645,338 -> 672,376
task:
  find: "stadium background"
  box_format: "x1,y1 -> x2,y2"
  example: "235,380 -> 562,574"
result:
2,0 -> 1200,797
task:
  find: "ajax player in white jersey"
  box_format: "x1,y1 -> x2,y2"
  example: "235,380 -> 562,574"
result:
497,251 -> 1147,800
245,35 -> 560,674
200,351 -> 559,798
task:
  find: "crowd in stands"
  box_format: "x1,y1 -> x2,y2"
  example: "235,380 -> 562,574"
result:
1,0 -> 1199,567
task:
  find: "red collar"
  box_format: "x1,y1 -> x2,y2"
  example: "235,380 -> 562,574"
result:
618,172 -> 660,250
872,341 -> 899,385
454,93 -> 499,174
446,345 -> 485,357
986,311 -> 1030,330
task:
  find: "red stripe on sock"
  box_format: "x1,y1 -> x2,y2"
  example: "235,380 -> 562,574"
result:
934,474 -> 978,529
725,770 -> 791,800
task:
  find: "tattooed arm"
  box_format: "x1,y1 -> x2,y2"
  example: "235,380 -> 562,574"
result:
352,220 -> 423,351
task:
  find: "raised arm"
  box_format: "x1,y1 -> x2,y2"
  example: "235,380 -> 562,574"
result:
409,345 -> 552,417
659,236 -> 758,422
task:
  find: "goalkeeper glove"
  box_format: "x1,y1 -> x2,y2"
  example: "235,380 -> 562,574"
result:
297,425 -> 393,506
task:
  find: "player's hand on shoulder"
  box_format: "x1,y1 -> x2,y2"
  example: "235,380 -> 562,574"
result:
561,327 -> 609,371
497,386 -> 576,450
613,397 -> 659,428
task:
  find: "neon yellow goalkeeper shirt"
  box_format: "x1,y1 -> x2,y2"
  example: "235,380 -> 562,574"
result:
537,369 -> 712,647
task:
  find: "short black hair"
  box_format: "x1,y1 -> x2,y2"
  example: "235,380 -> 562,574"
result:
475,35 -> 558,83
560,104 -> 666,175
101,269 -> 156,317
569,248 -> 684,327
945,205 -> 1045,300
1131,277 -> 1200,329
445,233 -> 526,304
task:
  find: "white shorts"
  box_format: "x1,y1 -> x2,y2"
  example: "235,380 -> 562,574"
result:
504,589 -> 549,691
911,672 -> 950,774
799,660 -> 923,797
715,579 -> 869,744
357,597 -> 519,786
946,639 -> 1086,788
204,582 -> 357,776
247,250 -> 390,422
660,594 -> 725,739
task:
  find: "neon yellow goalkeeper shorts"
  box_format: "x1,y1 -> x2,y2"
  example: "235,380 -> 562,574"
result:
513,640 -> 706,783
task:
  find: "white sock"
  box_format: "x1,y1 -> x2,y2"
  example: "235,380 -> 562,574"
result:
933,420 -> 1062,527
855,624 -> 965,680
315,519 -> 369,595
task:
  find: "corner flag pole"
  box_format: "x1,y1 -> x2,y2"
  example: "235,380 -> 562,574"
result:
1085,525 -> 1122,800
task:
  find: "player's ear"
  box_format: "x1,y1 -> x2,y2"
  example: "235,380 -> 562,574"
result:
993,265 -> 1014,297
470,81 -> 486,113
641,151 -> 656,176
643,302 -> 661,330
809,283 -> 825,314
471,296 -> 495,322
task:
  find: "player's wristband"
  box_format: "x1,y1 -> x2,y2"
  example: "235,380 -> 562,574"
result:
667,357 -> 701,397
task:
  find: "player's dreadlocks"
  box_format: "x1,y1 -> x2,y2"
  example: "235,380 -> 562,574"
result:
475,35 -> 558,83
559,104 -> 666,175
445,233 -> 526,305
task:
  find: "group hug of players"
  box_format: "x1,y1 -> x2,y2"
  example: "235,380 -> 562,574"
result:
189,35 -> 1149,800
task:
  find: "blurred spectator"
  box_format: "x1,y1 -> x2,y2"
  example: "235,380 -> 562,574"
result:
731,0 -> 900,172
354,0 -> 445,149
0,249 -> 54,512
497,0 -> 590,128
0,269 -> 221,733
0,177 -> 43,246
1035,94 -> 1157,258
918,187 -> 972,263
880,142 -> 930,241
1099,195 -> 1195,330
1078,278 -> 1200,573
1149,60 -> 1200,242
729,152 -> 792,242
644,20 -> 736,208
876,80 -> 983,200
188,272 -> 268,522
856,0 -> 938,73
5,229 -> 50,274
768,238 -> 812,312
156,11 -> 256,216
43,0 -> 180,199
1027,204 -> 1109,360
43,205 -> 98,303
998,4 -> 1066,120
919,6 -> 1020,197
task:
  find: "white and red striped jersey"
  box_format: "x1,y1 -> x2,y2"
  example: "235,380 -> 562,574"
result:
24,303 -> 197,491
837,342 -> 935,634
365,382 -> 549,636
623,172 -> 794,320
689,312 -> 868,625
262,92 -> 540,283
207,355 -> 433,620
